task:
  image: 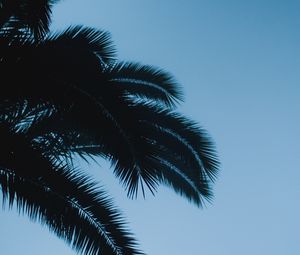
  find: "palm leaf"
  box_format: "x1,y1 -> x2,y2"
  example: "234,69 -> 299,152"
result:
46,26 -> 117,65
0,0 -> 60,40
21,99 -> 218,205
0,122 -> 143,255
106,62 -> 183,108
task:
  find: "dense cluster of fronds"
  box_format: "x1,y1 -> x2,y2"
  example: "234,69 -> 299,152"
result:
0,1 -> 219,255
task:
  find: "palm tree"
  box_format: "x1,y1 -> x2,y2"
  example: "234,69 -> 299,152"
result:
0,1 -> 220,254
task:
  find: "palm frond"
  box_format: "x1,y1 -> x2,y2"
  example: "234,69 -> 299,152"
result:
154,156 -> 212,206
22,99 -> 219,205
0,168 -> 143,255
0,25 -> 116,104
0,123 -> 143,255
107,62 -> 183,108
135,104 -> 220,181
0,0 -> 60,40
46,26 -> 117,65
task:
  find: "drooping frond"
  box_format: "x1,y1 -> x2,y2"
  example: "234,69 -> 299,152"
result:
134,104 -> 220,181
106,62 -> 183,108
0,122 -> 143,255
105,102 -> 219,204
153,155 -> 212,206
20,98 -> 219,206
0,169 -> 144,255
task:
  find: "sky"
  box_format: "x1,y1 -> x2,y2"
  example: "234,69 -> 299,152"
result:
0,0 -> 300,254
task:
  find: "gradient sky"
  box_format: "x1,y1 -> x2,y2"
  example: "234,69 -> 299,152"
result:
1,1 -> 299,254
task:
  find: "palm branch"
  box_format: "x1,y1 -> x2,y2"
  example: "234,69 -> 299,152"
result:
0,102 -> 143,255
0,0 -> 60,39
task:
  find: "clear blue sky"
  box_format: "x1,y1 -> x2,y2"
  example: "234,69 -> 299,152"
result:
1,0 -> 299,254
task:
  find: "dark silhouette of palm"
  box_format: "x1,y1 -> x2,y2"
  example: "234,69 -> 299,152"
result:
0,1 -> 219,254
